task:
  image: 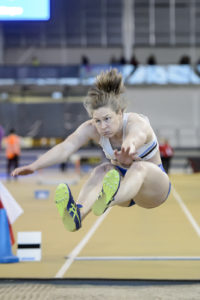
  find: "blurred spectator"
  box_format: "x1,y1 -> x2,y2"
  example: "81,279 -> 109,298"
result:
147,55 -> 157,65
0,124 -> 5,151
130,55 -> 139,68
31,56 -> 40,66
159,138 -> 174,174
81,55 -> 90,66
179,55 -> 190,65
110,55 -> 118,65
119,55 -> 127,65
60,162 -> 68,172
4,129 -> 21,180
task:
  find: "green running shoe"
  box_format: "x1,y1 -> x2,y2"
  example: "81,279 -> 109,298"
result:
92,169 -> 120,216
55,183 -> 81,232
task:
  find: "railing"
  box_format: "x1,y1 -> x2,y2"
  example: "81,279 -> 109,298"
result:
0,64 -> 200,86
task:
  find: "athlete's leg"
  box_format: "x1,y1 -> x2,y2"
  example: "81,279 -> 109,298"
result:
112,161 -> 170,209
55,183 -> 82,232
54,162 -> 114,231
77,162 -> 115,219
117,200 -> 133,207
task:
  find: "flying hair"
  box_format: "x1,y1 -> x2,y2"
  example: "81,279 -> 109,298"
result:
84,69 -> 127,117
96,68 -> 124,95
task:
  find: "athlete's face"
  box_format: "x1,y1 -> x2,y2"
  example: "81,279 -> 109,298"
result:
92,106 -> 123,138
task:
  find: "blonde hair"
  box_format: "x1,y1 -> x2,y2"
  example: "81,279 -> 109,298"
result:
84,69 -> 127,117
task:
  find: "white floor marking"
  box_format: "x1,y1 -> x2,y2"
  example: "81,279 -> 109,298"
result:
172,187 -> 200,237
55,208 -> 111,278
75,256 -> 200,261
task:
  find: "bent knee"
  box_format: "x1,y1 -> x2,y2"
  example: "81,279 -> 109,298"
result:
92,163 -> 113,176
129,161 -> 147,175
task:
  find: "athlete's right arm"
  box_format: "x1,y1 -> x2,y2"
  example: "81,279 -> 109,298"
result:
12,121 -> 98,176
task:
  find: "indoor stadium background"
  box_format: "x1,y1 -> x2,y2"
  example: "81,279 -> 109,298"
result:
0,0 -> 200,299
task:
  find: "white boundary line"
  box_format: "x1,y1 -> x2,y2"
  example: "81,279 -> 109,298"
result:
55,208 -> 111,278
75,256 -> 200,261
172,187 -> 200,237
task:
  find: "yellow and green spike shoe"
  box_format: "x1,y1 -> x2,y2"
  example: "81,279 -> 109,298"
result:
55,183 -> 81,232
92,169 -> 120,216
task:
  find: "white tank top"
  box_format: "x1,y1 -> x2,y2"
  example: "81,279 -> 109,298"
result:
99,112 -> 159,162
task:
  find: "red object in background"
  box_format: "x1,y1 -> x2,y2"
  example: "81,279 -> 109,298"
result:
0,200 -> 15,245
0,200 -> 3,209
159,142 -> 174,158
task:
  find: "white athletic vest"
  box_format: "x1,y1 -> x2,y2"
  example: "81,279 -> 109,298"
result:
99,113 -> 158,162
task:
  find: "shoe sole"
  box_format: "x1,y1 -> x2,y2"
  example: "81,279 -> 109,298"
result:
92,169 -> 120,216
55,183 -> 77,232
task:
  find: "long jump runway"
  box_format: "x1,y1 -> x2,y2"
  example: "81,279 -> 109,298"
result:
0,171 -> 200,280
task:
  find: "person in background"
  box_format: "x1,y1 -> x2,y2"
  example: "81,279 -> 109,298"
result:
159,138 -> 174,174
119,55 -> 127,65
179,55 -> 190,65
4,129 -> 21,180
81,55 -> 90,66
110,55 -> 118,65
130,55 -> 139,69
147,55 -> 157,65
60,162 -> 67,172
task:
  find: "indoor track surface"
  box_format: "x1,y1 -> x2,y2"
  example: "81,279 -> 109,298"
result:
0,170 -> 199,281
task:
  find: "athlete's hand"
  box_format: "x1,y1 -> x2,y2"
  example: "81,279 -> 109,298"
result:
121,141 -> 136,155
12,164 -> 35,176
114,147 -> 137,167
